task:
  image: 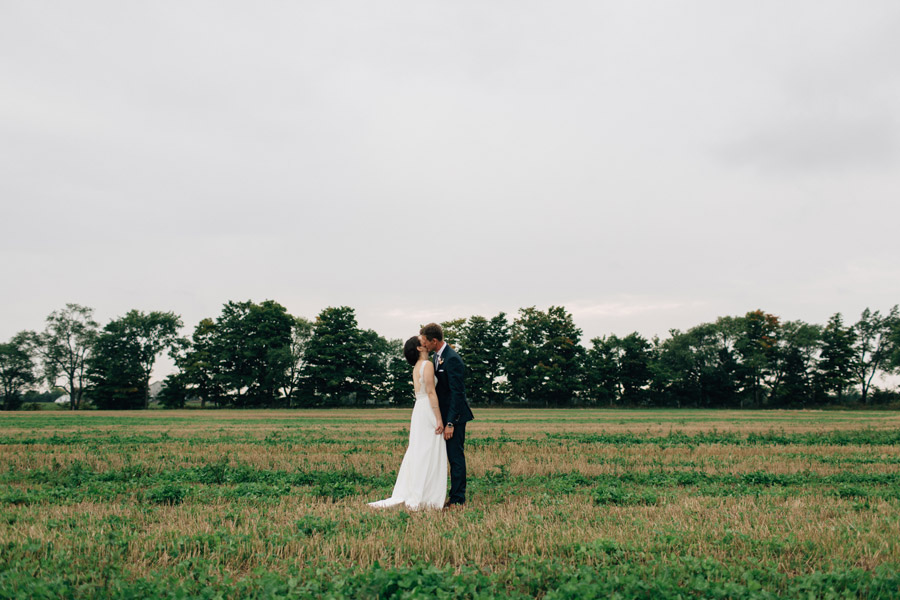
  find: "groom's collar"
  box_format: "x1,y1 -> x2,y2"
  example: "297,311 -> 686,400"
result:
435,341 -> 447,358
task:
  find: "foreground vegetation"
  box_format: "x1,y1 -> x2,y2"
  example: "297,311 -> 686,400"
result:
2,409 -> 900,598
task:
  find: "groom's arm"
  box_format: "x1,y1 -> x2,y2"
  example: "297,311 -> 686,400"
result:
445,354 -> 466,426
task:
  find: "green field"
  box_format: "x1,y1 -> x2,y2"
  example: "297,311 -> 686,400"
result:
2,409 -> 900,599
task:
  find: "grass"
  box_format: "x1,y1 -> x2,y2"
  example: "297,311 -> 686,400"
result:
1,408 -> 900,598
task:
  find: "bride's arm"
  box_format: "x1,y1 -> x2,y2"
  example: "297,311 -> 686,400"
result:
423,363 -> 444,435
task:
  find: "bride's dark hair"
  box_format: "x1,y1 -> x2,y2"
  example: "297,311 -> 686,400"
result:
403,336 -> 422,366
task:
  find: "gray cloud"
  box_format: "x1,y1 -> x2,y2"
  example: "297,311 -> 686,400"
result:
716,8 -> 900,173
720,113 -> 897,173
2,1 -> 899,380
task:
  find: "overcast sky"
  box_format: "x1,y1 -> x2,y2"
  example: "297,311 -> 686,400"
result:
2,1 -> 899,379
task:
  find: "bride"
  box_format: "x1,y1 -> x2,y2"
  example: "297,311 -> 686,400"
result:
368,336 -> 447,510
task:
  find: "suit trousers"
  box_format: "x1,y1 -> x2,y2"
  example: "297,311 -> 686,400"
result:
446,421 -> 467,504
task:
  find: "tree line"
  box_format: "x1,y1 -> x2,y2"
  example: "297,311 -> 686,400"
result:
1,302 -> 899,410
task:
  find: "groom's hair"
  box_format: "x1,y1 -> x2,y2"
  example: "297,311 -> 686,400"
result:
403,337 -> 421,366
420,323 -> 443,342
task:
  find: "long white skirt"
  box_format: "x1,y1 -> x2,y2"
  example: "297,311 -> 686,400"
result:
368,393 -> 447,510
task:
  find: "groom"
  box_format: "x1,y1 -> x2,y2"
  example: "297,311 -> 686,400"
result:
420,323 -> 474,507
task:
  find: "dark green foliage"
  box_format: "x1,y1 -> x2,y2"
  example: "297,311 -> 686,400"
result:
593,485 -> 659,506
17,302 -> 900,410
767,320 -> 821,407
617,332 -> 653,405
891,317 -> 900,373
852,306 -> 899,404
296,307 -> 395,406
584,335 -> 620,406
818,313 -> 856,402
171,317 -> 225,408
438,317 -> 466,348
86,310 -> 183,410
734,310 -> 780,407
281,316 -> 313,406
145,482 -> 186,505
1,549 -> 898,599
383,339 -> 414,406
156,373 -> 187,409
459,313 -> 508,405
28,303 -> 99,410
506,306 -> 584,406
173,301 -> 294,408
21,389 -> 62,404
301,306 -> 370,406
313,480 -> 357,501
215,300 -> 294,407
774,346 -> 810,406
652,324 -> 718,408
355,328 -> 394,405
295,515 -> 337,536
0,332 -> 37,410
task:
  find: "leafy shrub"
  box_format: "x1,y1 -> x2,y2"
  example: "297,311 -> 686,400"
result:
313,480 -> 356,501
145,482 -> 186,505
834,484 -> 870,499
483,464 -> 511,486
0,486 -> 29,505
544,471 -> 592,494
593,486 -> 659,506
295,515 -> 337,537
195,460 -> 229,484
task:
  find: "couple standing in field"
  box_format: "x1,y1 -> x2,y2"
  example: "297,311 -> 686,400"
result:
368,323 -> 475,510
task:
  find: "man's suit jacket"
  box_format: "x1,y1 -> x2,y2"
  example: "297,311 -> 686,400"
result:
433,344 -> 474,427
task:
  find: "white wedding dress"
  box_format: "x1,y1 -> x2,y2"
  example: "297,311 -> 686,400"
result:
368,361 -> 447,510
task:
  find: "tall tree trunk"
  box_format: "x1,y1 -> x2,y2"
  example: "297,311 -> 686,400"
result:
68,370 -> 76,411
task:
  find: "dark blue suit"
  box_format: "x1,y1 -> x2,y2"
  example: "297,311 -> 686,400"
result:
433,344 -> 474,504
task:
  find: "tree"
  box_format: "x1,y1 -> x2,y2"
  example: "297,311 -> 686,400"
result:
86,326 -> 145,410
280,316 -> 313,406
891,317 -> 900,374
439,318 -> 467,350
171,318 -> 226,408
170,301 -> 295,408
87,310 -> 183,409
214,300 -> 294,407
707,317 -> 743,407
506,306 -> 584,406
157,373 -> 187,409
818,314 -> 857,402
356,329 -> 394,405
302,306 -> 368,406
776,346 -> 811,407
851,306 -> 899,404
734,310 -> 780,407
29,304 -> 99,410
383,339 -> 415,406
653,326 -> 712,408
459,313 -> 509,405
618,332 -> 653,405
584,335 -> 621,406
767,320 -> 821,406
0,332 -> 37,410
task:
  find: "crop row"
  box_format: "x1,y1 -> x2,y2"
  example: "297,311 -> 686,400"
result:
4,460 -> 900,508
4,427 -> 900,448
2,544 -> 899,600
